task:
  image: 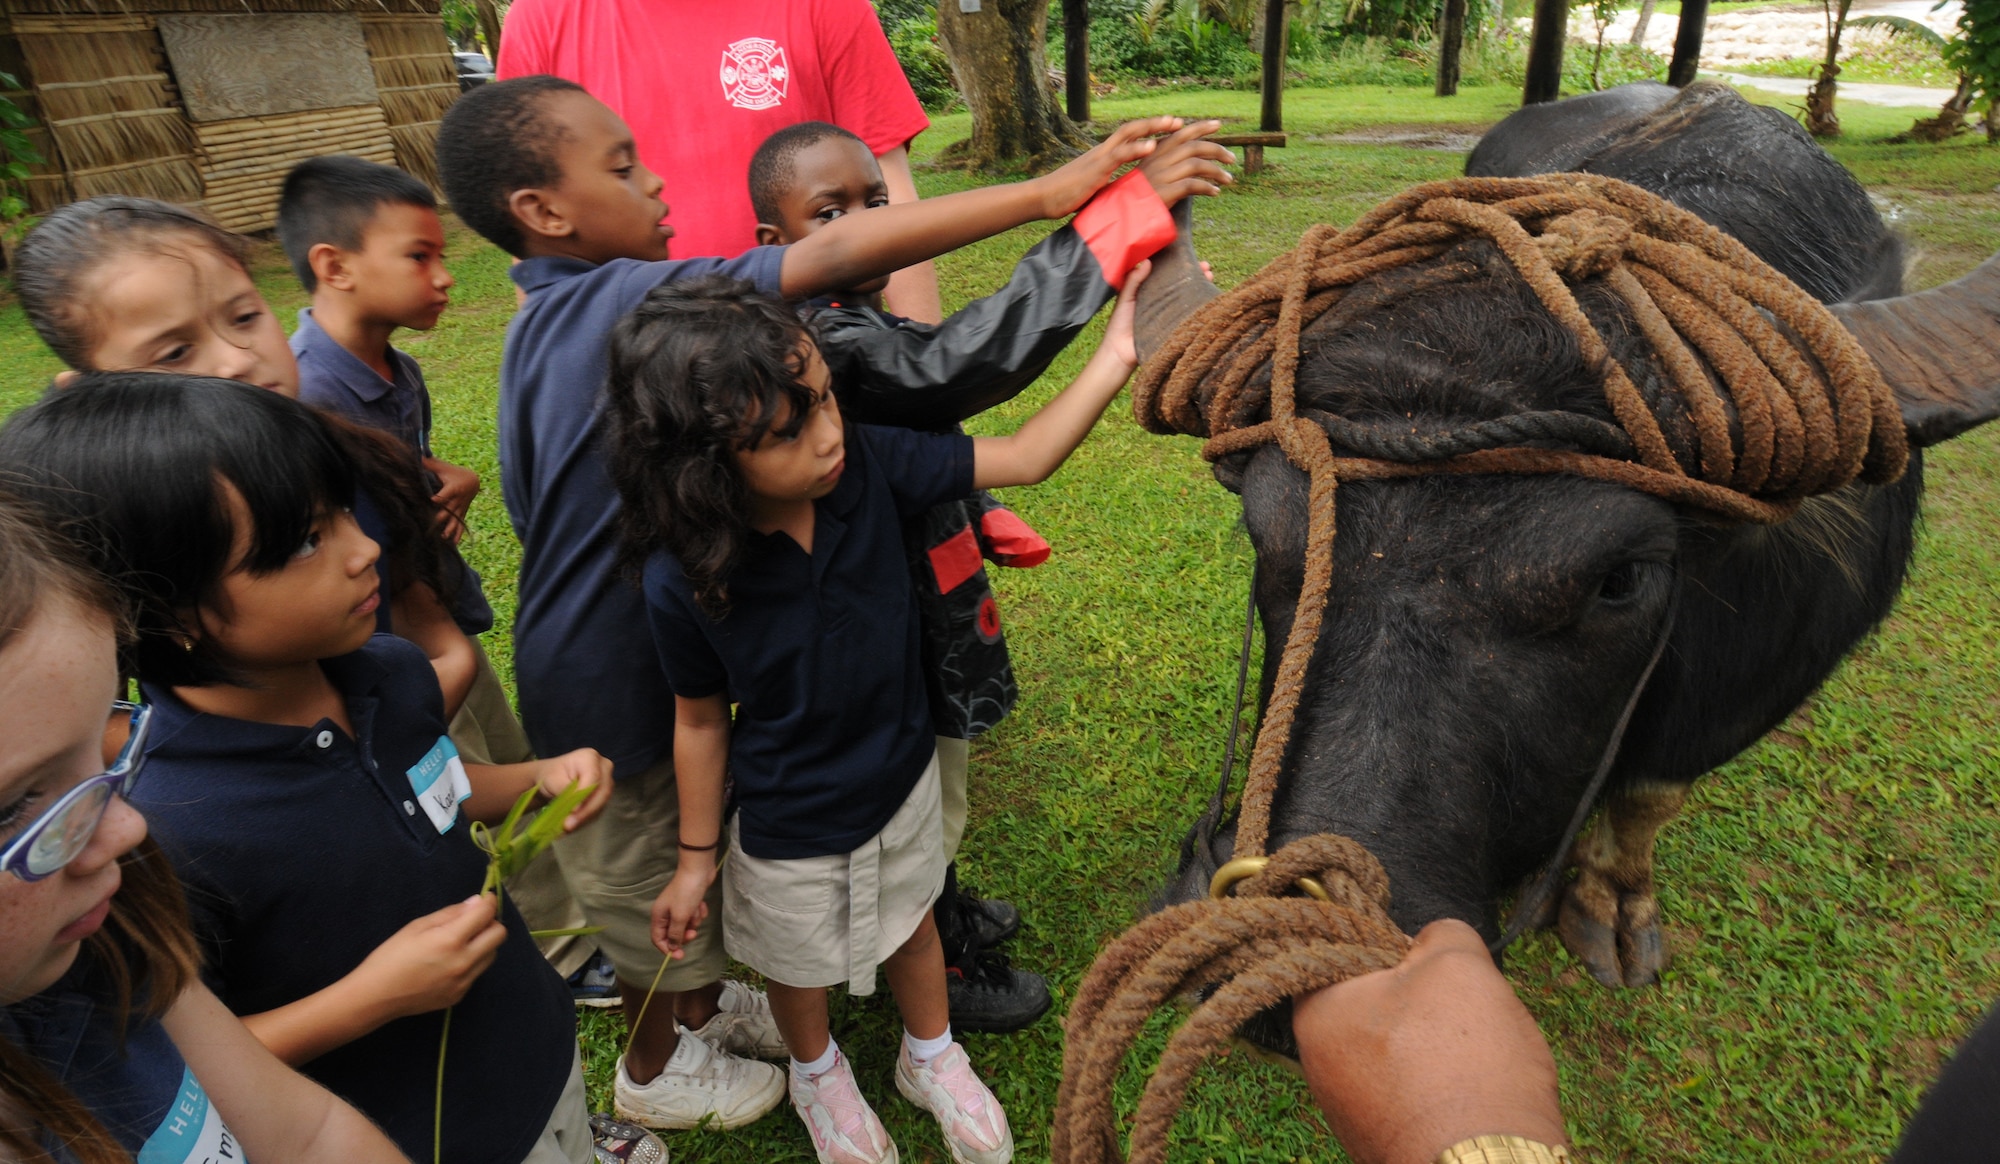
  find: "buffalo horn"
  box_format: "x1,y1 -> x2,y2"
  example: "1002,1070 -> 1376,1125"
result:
1135,198 -> 1222,366
1830,251 -> 2000,447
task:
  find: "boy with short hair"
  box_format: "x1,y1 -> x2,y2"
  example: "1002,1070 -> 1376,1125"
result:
435,73 -> 1225,1133
275,156 -> 607,1003
744,117 -> 1230,1032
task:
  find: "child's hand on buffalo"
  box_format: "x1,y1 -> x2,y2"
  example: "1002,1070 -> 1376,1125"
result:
1292,919 -> 1567,1164
1034,117 -> 1183,219
1100,260 -> 1151,372
1137,119 -> 1234,206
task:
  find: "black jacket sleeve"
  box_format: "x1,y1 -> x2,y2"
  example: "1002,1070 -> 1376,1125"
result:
814,223 -> 1115,431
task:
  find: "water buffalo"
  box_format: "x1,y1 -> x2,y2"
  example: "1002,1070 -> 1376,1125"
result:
1143,82 -> 2000,996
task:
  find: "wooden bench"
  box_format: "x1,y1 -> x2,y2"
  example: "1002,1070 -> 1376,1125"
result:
1209,131 -> 1287,175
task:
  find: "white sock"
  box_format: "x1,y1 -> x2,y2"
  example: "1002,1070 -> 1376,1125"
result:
792,1039 -> 840,1080
904,1026 -> 953,1067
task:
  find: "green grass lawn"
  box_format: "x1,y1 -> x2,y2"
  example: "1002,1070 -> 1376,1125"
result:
4,82 -> 1996,1162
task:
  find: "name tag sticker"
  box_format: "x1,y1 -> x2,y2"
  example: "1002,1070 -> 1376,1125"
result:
406,736 -> 472,834
137,1066 -> 239,1163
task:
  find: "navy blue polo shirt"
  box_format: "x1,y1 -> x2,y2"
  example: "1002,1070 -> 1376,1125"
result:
295,309 -> 495,638
129,635 -> 572,1164
500,249 -> 784,776
644,423 -> 974,859
294,308 -> 432,455
3,959 -> 241,1162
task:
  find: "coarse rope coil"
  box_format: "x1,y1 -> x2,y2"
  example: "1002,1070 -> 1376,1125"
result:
1051,174 -> 1908,1164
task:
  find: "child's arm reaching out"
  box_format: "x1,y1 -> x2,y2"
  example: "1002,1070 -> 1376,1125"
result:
652,693 -> 729,960
776,117 -> 1210,301
972,261 -> 1151,490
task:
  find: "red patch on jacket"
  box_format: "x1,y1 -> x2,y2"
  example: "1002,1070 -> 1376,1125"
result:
927,525 -> 982,594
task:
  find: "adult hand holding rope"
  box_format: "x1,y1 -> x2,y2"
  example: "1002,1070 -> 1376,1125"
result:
1292,921 -> 2000,1164
1293,920 -> 1566,1164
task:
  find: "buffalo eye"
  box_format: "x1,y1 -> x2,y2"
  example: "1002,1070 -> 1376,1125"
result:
1596,561 -> 1645,606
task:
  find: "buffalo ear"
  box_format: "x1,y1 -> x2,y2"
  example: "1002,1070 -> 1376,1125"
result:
1830,252 -> 2000,447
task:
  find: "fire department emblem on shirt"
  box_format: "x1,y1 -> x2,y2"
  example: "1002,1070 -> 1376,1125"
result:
719,37 -> 790,110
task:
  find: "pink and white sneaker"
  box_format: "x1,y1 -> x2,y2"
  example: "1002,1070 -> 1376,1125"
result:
791,1050 -> 899,1164
894,1042 -> 1012,1164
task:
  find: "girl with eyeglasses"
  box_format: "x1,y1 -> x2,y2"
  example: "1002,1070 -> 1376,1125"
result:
0,373 -> 613,1164
0,494 -> 410,1163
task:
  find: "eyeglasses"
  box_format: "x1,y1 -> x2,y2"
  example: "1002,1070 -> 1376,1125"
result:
1,701 -> 151,882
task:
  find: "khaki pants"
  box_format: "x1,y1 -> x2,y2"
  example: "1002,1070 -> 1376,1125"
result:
450,641 -> 593,979
553,754 -> 726,992
517,1046 -> 592,1164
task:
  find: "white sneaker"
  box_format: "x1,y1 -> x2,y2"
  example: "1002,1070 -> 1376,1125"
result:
612,1026 -> 785,1131
686,979 -> 788,1060
791,1050 -> 898,1164
895,1042 -> 1012,1164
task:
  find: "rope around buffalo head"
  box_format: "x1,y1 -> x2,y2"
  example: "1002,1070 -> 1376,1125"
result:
1051,174 -> 1907,1164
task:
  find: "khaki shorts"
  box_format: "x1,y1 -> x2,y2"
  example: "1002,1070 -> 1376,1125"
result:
553,754 -> 725,992
722,753 -> 945,996
935,735 -> 969,861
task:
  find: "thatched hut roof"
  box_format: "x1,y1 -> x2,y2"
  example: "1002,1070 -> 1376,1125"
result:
0,0 -> 454,229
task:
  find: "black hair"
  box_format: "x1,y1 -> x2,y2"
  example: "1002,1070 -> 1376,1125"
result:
0,372 -> 362,687
746,120 -> 869,228
276,154 -> 438,292
604,275 -> 817,618
12,197 -> 251,370
437,74 -> 587,258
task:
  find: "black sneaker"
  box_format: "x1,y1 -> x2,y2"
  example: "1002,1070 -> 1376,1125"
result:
954,884 -> 1021,950
946,950 -> 1051,1033
566,950 -> 620,1009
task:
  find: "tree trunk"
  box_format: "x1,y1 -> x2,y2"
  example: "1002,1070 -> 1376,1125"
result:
935,0 -> 1090,171
1063,0 -> 1090,124
1436,0 -> 1467,96
1523,0 -> 1568,103
475,0 -> 504,61
1804,0 -> 1853,137
1629,0 -> 1658,45
1667,0 -> 1709,85
1897,72 -> 1972,141
1260,0 -> 1287,130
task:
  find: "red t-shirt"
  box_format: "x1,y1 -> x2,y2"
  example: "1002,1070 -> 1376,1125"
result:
498,0 -> 930,259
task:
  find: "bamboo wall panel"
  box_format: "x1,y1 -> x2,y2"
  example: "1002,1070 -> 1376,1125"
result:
193,101 -> 393,230
359,13 -> 452,191
1,2 -> 441,15
15,16 -> 200,206
159,13 -> 376,122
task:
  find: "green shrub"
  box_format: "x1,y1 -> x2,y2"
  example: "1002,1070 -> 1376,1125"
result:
885,15 -> 962,110
1564,39 -> 1668,91
1085,0 -> 1264,80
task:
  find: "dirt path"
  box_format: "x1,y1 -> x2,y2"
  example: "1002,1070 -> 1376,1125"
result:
1706,71 -> 1960,105
1558,0 -> 1962,64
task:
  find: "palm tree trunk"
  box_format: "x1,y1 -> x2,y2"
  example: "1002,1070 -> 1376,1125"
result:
1630,0 -> 1659,45
1804,0 -> 1853,137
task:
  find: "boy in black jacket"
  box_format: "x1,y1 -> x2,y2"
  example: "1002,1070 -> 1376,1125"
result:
748,119 -> 1230,1031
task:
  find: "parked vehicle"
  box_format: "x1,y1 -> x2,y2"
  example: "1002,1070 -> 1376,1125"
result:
454,51 -> 494,92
